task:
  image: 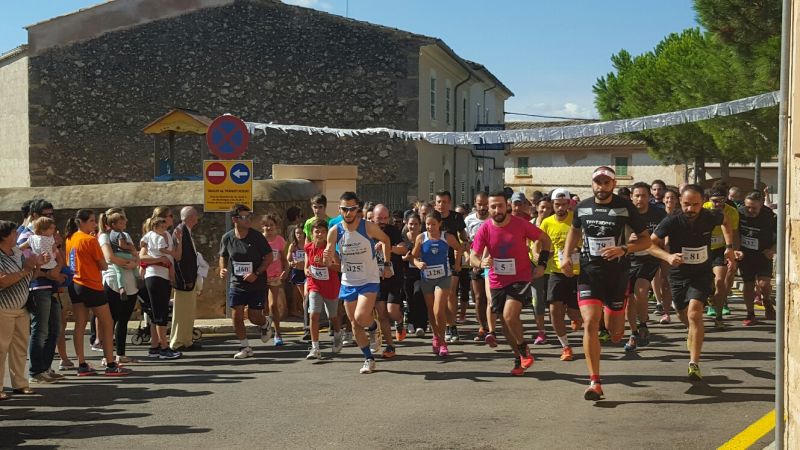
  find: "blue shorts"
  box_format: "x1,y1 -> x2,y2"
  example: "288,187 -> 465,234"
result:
339,283 -> 380,302
228,289 -> 266,309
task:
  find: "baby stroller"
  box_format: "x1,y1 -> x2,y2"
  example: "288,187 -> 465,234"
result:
130,290 -> 202,345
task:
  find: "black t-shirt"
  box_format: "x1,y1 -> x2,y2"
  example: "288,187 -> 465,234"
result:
376,223 -> 404,287
440,210 -> 466,265
572,194 -> 646,267
738,206 -> 777,253
653,209 -> 723,277
630,206 -> 667,265
402,232 -> 421,279
219,228 -> 272,293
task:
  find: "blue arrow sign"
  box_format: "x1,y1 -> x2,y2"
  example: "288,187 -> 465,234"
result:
230,163 -> 251,184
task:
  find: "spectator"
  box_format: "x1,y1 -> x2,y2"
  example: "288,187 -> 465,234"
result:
171,206 -> 201,351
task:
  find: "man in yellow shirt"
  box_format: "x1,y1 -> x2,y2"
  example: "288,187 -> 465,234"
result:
539,188 -> 581,361
703,187 -> 740,328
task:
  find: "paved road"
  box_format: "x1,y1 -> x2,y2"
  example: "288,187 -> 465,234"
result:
2,299 -> 776,449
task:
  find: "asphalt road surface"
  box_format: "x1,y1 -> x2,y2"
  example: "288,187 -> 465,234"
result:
1,299 -> 776,449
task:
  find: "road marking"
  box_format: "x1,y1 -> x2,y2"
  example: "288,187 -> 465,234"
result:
718,409 -> 775,449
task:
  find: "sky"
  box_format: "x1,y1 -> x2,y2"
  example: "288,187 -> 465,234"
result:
1,0 -> 699,120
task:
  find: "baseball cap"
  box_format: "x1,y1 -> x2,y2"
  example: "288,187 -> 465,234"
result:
592,166 -> 616,181
551,188 -> 571,200
511,192 -> 528,203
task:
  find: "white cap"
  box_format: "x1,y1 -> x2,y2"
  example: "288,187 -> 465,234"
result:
551,188 -> 571,200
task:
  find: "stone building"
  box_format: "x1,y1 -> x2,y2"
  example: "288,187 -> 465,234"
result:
0,0 -> 512,208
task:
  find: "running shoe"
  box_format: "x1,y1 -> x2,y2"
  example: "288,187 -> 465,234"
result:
438,343 -> 449,357
395,326 -> 407,342
444,327 -> 453,343
382,345 -> 396,359
450,327 -> 460,343
485,332 -> 498,348
332,332 -> 343,354
274,335 -> 285,347
359,358 -> 376,374
159,348 -> 182,360
598,329 -> 611,344
571,320 -> 582,332
90,342 -> 103,352
58,360 -> 75,371
584,383 -> 604,400
369,331 -> 381,353
637,326 -> 651,347
46,369 -> 66,380
407,323 -> 415,335
342,331 -> 354,346
29,372 -> 57,384
533,331 -> 547,345
659,313 -> 671,325
688,363 -> 702,380
77,364 -> 97,377
714,319 -> 726,331
147,348 -> 161,358
234,347 -> 254,359
742,315 -> 756,327
104,365 -> 131,377
722,305 -> 731,316
705,306 -> 716,317
474,328 -> 486,342
765,308 -> 776,320
654,303 -> 664,315
260,318 -> 274,343
432,335 -> 441,355
306,347 -> 321,360
560,346 -> 574,361
520,345 -> 534,369
415,328 -> 425,338
624,335 -> 637,352
510,358 -> 524,376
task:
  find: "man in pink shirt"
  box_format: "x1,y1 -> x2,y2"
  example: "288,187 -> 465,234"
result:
470,191 -> 552,376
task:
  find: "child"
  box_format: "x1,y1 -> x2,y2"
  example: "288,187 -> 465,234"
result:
107,213 -> 137,301
286,226 -> 308,322
261,213 -> 289,346
24,217 -> 59,272
304,218 -> 342,359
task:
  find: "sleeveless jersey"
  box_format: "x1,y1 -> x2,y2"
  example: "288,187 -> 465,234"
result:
420,232 -> 450,280
336,219 -> 380,286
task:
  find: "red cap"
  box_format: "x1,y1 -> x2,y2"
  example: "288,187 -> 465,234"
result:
592,166 -> 616,181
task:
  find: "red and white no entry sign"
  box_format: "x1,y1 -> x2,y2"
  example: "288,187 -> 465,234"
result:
205,162 -> 227,185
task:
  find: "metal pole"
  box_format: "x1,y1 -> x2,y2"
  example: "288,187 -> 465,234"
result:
775,0 -> 791,446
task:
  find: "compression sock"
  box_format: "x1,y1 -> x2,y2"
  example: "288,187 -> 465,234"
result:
361,346 -> 373,360
557,335 -> 569,348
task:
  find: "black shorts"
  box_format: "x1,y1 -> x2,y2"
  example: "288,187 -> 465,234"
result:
711,247 -> 727,267
628,260 -> 661,285
289,268 -> 306,285
670,274 -> 713,311
378,281 -> 402,304
578,263 -> 629,312
469,268 -> 485,281
490,281 -> 532,314
738,251 -> 773,282
71,283 -> 108,308
547,273 -> 578,309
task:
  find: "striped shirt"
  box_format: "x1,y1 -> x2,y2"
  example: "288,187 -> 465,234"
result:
0,247 -> 32,310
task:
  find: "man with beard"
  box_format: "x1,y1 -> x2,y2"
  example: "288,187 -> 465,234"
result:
464,192 -> 493,344
649,184 -> 734,380
736,191 -> 777,325
471,191 -> 552,375
371,204 -> 406,358
703,188 -> 740,327
562,167 -> 651,400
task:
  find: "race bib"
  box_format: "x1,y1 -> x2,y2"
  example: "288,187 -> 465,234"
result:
558,250 -> 580,265
233,261 -> 253,277
682,246 -> 708,264
742,236 -> 759,251
423,264 -> 446,279
493,258 -> 516,276
588,237 -> 616,257
711,235 -> 724,246
309,265 -> 329,280
272,250 -> 280,262
293,250 -> 305,262
344,262 -> 363,274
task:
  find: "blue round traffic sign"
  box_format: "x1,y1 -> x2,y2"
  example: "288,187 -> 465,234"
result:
230,163 -> 251,184
207,115 -> 250,160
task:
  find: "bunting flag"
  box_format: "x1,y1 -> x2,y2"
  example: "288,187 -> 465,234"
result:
246,91 -> 779,146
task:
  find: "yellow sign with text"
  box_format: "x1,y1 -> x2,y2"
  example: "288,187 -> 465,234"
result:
203,160 -> 253,213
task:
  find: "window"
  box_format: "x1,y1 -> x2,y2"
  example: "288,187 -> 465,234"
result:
445,82 -> 452,126
430,76 -> 437,121
517,157 -> 529,176
614,156 -> 629,177
459,178 -> 466,204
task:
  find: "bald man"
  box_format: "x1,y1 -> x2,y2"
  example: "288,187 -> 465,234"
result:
170,206 -> 201,351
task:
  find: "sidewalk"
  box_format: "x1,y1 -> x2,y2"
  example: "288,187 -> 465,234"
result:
65,317 -> 306,335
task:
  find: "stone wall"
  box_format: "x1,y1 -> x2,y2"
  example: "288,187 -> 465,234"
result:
27,0 -> 424,193
0,179 -> 319,318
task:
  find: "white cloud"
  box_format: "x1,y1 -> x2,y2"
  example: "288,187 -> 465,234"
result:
505,97 -> 598,121
282,0 -> 334,11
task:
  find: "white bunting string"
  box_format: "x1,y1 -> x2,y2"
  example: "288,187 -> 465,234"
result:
246,91 -> 779,146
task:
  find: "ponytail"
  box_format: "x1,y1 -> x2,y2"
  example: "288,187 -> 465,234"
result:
98,207 -> 124,234
65,209 -> 94,239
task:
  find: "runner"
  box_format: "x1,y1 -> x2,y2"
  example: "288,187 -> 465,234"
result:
218,204 -> 274,359
562,167 -> 651,400
454,204 -> 472,325
401,213 -> 427,337
653,187 -> 680,322
703,188 -> 740,327
623,182 -> 667,352
650,179 -> 667,209
464,192 -> 493,345
471,191 -> 552,375
530,195 -> 553,345
649,184 -> 735,380
736,191 -> 777,325
261,213 -> 289,346
304,219 -> 342,359
434,191 -> 469,343
539,188 -> 581,361
371,204 -> 405,358
325,192 -> 393,374
412,210 -> 463,357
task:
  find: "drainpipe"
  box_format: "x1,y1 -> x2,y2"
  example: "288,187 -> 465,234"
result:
452,73 -> 472,196
774,0 -> 791,446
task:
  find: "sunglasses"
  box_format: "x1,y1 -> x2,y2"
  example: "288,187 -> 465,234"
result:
234,214 -> 252,220
339,206 -> 359,213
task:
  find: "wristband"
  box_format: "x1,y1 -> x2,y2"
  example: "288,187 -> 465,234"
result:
537,250 -> 551,267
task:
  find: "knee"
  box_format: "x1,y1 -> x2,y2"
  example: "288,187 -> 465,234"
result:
687,309 -> 703,323
583,316 -> 600,333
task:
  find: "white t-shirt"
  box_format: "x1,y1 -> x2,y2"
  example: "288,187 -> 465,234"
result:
28,234 -> 57,269
97,232 -> 139,294
141,230 -> 173,281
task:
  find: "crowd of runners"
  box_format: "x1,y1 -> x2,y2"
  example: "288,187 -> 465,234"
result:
0,165 -> 777,400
